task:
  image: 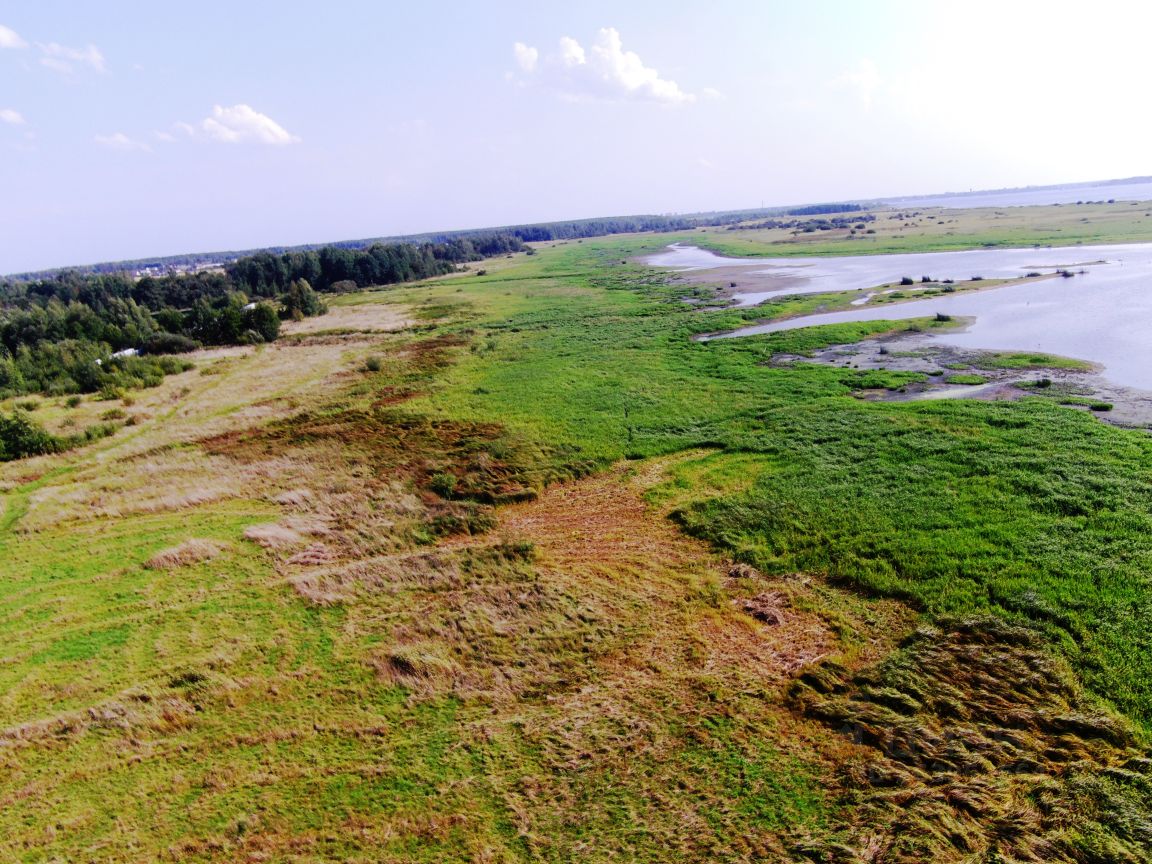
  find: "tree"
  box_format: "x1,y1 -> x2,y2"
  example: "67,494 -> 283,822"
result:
245,302 -> 281,342
280,278 -> 324,319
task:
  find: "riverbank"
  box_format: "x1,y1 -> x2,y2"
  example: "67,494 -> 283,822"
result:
769,327 -> 1152,428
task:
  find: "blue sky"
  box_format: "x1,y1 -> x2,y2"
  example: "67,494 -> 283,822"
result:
2,1 -> 1149,272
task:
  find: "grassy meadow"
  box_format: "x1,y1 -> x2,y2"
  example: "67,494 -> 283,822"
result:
682,199 -> 1152,258
4,204 -> 1152,861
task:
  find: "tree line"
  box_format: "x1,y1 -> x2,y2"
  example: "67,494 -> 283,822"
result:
0,234 -> 532,398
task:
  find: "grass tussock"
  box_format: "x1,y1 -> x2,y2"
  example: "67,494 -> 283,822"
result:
144,538 -> 226,570
791,617 -> 1152,862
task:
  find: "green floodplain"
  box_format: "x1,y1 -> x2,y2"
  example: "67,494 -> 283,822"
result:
4,201 -> 1152,861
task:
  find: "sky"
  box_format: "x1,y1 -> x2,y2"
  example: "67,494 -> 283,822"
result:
2,0 -> 1151,273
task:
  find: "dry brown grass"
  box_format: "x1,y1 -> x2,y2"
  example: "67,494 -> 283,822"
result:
280,302 -> 412,335
243,517 -> 328,549
791,617 -> 1152,862
144,538 -> 226,570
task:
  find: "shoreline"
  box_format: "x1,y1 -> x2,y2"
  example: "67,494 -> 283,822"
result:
782,330 -> 1152,429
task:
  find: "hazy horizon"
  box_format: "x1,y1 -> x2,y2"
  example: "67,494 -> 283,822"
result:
4,0 -> 1150,272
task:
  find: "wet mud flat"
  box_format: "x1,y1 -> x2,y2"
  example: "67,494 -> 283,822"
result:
778,329 -> 1152,429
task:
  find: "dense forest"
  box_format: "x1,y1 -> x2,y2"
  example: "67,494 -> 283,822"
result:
728,212 -> 876,232
784,202 -> 866,216
0,235 -> 528,399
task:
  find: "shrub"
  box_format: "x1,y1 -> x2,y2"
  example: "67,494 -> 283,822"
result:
1090,402 -> 1113,412
143,332 -> 201,355
935,313 -> 952,322
428,472 -> 458,498
364,355 -> 384,372
900,276 -> 915,286
0,411 -> 57,461
15,399 -> 39,412
65,395 -> 82,408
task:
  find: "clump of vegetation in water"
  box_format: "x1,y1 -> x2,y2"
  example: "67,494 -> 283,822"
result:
944,373 -> 986,385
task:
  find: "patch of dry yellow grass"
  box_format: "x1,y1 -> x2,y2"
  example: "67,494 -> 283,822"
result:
144,538 -> 227,570
280,302 -> 411,335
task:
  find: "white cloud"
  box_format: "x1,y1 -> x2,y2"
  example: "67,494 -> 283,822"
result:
834,59 -> 882,109
151,130 -> 177,143
199,104 -> 300,145
37,41 -> 105,74
0,24 -> 25,49
588,28 -> 693,104
512,41 -> 537,73
95,132 -> 150,152
0,108 -> 24,125
512,28 -> 696,105
558,36 -> 585,68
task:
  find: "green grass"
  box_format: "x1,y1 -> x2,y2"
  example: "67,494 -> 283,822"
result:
943,373 -> 988,385
674,200 -> 1152,258
974,350 -> 1094,370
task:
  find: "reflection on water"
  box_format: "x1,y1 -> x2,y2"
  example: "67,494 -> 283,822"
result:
648,244 -> 1152,391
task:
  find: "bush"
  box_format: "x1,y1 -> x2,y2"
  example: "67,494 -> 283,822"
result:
0,411 -> 57,461
900,276 -> 915,286
428,472 -> 458,498
364,355 -> 384,372
143,332 -> 201,355
65,395 -> 82,408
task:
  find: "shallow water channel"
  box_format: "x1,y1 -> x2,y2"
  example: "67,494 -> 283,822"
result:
646,244 -> 1152,391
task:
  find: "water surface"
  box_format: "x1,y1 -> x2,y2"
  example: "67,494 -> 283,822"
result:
649,244 -> 1152,390
646,242 -> 1116,306
886,179 -> 1152,210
